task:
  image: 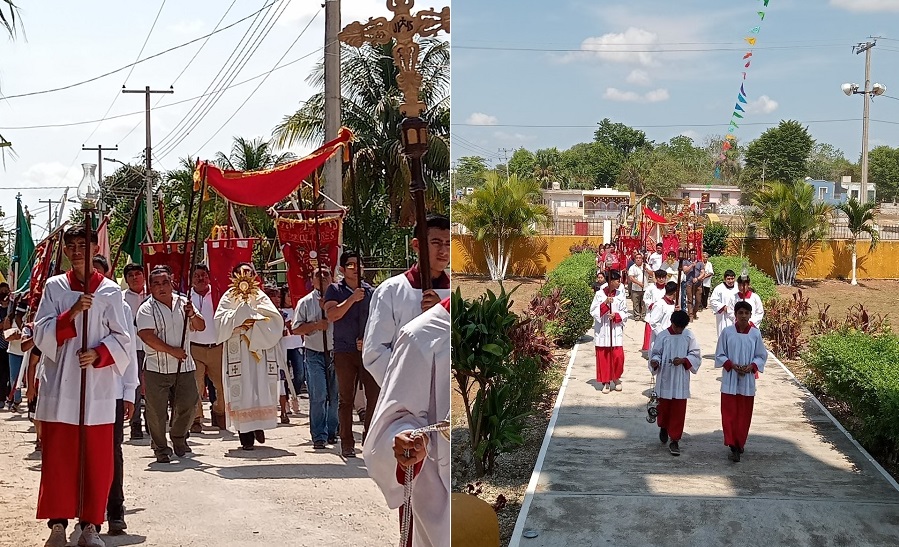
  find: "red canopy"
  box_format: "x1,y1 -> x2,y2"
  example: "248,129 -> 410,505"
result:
195,127 -> 352,207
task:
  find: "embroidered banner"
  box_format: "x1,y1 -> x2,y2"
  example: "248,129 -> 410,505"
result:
24,237 -> 56,318
276,216 -> 342,304
194,127 -> 352,207
206,238 -> 256,309
140,242 -> 195,294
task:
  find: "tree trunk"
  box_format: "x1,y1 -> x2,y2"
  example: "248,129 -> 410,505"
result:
851,239 -> 858,286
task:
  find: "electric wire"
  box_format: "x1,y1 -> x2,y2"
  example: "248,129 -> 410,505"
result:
188,7 -> 321,159
154,0 -> 288,158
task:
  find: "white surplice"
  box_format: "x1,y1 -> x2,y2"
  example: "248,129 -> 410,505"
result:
362,273 -> 450,386
117,299 -> 140,403
33,273 -> 132,426
590,289 -> 629,347
214,288 -> 285,432
649,328 -> 702,399
363,303 -> 450,547
646,297 -> 677,352
726,290 -> 765,328
643,282 -> 667,312
709,282 -> 739,336
715,325 -> 768,396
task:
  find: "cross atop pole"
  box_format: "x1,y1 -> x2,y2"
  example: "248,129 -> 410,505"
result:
339,0 -> 449,118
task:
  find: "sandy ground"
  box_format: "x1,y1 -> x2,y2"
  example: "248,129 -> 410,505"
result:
0,396 -> 396,547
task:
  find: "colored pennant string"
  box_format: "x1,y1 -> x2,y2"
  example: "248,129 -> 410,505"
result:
745,37 -> 757,46
743,52 -> 753,59
750,26 -> 761,34
740,83 -> 747,96
745,60 -> 752,68
737,94 -> 747,104
758,11 -> 765,20
735,103 -> 745,112
733,112 -> 744,119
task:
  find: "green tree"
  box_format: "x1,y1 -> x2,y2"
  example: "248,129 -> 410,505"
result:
560,141 -> 622,189
454,156 -> 489,191
272,38 -> 449,226
533,147 -> 562,189
0,0 -> 23,167
743,120 -> 815,194
837,197 -> 879,286
704,135 -> 743,186
868,146 -> 899,203
617,147 -> 685,197
751,181 -> 832,285
806,143 -> 856,183
594,118 -> 648,157
507,147 -> 535,180
451,173 -> 551,281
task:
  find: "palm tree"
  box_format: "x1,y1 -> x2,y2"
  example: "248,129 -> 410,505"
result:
1,0 -> 23,167
532,148 -> 561,189
214,136 -> 296,171
272,38 -> 449,226
752,181 -> 833,285
452,173 -> 551,281
837,197 -> 879,286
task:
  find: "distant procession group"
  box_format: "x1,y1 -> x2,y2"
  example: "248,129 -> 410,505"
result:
590,243 -> 768,461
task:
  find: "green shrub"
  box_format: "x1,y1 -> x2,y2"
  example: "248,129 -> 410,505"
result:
703,222 -> 730,257
542,251 -> 596,347
805,332 -> 899,456
708,255 -> 777,303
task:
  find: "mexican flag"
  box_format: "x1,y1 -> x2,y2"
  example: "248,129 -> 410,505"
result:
120,202 -> 148,265
13,197 -> 35,292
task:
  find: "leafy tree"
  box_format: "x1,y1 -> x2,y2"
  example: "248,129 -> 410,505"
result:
868,145 -> 899,203
806,143 -> 856,183
594,118 -> 648,157
533,147 -> 562,189
704,135 -> 743,186
451,173 -> 551,281
702,223 -> 730,257
560,141 -> 622,189
214,136 -> 295,172
751,181 -> 832,285
507,148 -> 535,180
837,197 -> 879,286
0,0 -> 21,38
454,156 -> 489,191
743,120 -> 815,192
617,147 -> 685,197
272,38 -> 449,226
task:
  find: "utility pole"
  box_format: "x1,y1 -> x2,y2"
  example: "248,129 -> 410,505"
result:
82,145 -> 118,216
122,85 -> 174,239
323,0 -> 343,207
855,40 -> 876,204
498,147 -> 513,182
39,198 -> 62,232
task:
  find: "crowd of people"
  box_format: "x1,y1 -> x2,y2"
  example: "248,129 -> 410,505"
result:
590,242 -> 769,462
0,213 -> 452,547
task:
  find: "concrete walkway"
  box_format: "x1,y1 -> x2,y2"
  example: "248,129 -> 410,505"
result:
510,308 -> 899,546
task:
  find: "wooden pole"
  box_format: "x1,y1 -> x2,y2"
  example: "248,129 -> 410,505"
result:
76,203 -> 94,518
110,194 -> 144,274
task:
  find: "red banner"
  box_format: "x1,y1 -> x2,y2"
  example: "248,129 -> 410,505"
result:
25,238 -> 56,318
195,127 -> 352,208
206,238 -> 256,309
276,216 -> 342,304
140,242 -> 194,294
618,236 -> 641,264
643,206 -> 668,224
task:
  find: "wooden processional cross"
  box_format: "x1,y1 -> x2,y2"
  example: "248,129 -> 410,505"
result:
339,3 -> 450,547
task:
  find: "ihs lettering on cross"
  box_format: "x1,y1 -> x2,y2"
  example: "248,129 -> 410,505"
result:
339,0 -> 450,118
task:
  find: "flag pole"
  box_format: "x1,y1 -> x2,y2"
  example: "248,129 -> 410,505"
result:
110,194 -> 144,274
76,195 -> 96,519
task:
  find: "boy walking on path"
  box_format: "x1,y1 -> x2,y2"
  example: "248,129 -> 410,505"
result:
649,310 -> 701,456
590,270 -> 629,394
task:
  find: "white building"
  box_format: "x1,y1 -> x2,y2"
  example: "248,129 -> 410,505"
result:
674,185 -> 742,213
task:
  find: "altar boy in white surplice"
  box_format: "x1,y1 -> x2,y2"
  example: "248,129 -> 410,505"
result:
33,225 -> 132,547
214,262 -> 285,451
364,297 -> 450,547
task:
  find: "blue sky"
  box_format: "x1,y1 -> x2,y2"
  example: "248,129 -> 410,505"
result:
450,0 -> 899,170
0,0 -> 392,242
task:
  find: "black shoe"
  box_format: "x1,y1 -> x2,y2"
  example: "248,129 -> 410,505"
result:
728,446 -> 741,462
130,430 -> 144,440
156,454 -> 171,464
254,430 -> 266,444
659,427 -> 668,443
107,517 -> 127,535
327,436 -> 338,445
313,441 -> 327,449
668,441 -> 680,456
241,445 -> 255,451
173,444 -> 190,458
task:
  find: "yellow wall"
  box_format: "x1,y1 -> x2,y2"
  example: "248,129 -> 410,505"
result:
453,235 -> 899,280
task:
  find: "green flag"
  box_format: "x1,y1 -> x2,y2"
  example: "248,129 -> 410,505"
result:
13,196 -> 35,292
120,202 -> 147,265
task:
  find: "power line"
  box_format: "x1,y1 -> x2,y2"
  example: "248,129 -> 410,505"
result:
452,44 -> 848,53
456,118 -> 868,129
189,7 -> 321,158
0,46 -> 324,131
154,0 -> 287,157
0,2 -> 277,101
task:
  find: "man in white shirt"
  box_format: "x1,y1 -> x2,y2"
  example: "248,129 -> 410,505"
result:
136,267 -> 205,464
122,263 -> 146,440
648,242 -> 664,272
701,256 -> 715,310
363,214 -> 451,386
293,266 -> 338,450
187,264 -> 226,432
627,253 -> 650,321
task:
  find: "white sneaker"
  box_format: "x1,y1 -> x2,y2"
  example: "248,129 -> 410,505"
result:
290,396 -> 300,414
44,524 -> 67,547
601,383 -> 611,394
77,523 -> 105,547
614,380 -> 623,392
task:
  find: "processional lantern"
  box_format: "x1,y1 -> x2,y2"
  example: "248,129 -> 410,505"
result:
77,163 -> 100,212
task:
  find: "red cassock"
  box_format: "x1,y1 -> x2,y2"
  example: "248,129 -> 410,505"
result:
721,393 -> 755,449
595,346 -> 624,384
656,398 -> 688,442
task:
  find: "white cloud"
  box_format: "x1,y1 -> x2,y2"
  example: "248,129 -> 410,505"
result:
167,19 -> 205,35
747,95 -> 778,114
577,27 -> 659,66
677,130 -> 701,142
626,69 -> 651,86
20,162 -> 71,186
492,131 -> 536,143
604,87 -> 669,103
830,0 -> 899,12
466,112 -> 498,126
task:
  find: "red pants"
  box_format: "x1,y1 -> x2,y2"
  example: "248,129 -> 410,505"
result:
595,346 -> 624,383
721,393 -> 755,449
37,421 -> 114,525
642,322 -> 652,351
657,398 -> 688,441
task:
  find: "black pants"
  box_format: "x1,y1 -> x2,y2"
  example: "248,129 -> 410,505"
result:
702,286 -> 711,309
129,350 -> 145,434
107,399 -> 125,521
238,431 -> 262,447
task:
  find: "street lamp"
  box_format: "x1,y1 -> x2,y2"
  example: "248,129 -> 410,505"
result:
841,80 -> 887,204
